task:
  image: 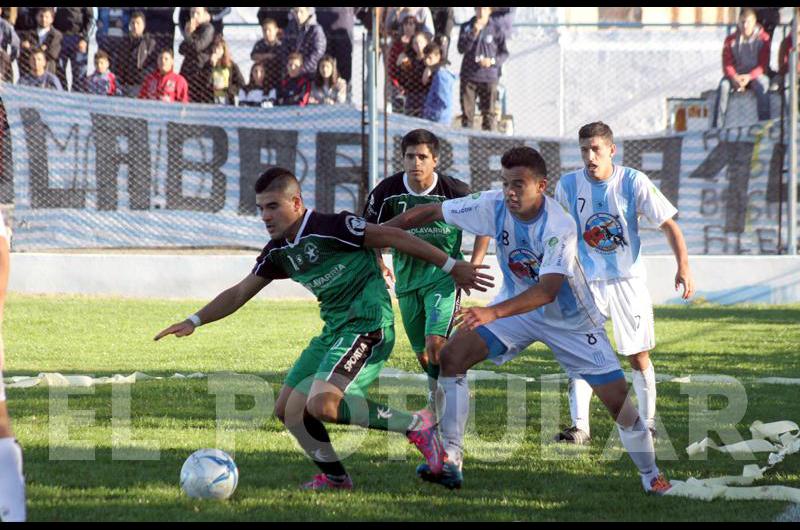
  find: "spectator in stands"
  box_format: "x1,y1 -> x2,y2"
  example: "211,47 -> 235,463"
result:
0,8 -> 20,83
207,35 -> 244,105
713,7 -> 771,127
53,7 -> 93,92
251,18 -> 283,95
457,7 -> 508,132
422,42 -> 455,125
387,14 -> 419,112
397,29 -> 432,117
777,24 -> 800,90
275,51 -> 311,107
138,48 -> 188,103
283,7 -> 326,78
180,7 -> 230,38
384,7 -> 434,39
83,49 -> 118,96
257,8 -> 292,33
430,7 -> 455,60
309,55 -> 347,105
96,8 -> 130,68
179,7 -> 216,104
238,62 -> 271,107
18,48 -> 62,90
19,8 -> 61,78
315,8 -> 355,88
13,8 -> 38,37
141,8 -> 177,59
118,11 -> 158,98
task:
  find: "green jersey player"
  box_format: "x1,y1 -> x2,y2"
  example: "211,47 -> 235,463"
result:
364,129 -> 490,411
155,167 -> 493,490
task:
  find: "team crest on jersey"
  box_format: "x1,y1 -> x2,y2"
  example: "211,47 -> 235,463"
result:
345,215 -> 366,236
583,213 -> 627,253
304,242 -> 319,263
508,248 -> 541,284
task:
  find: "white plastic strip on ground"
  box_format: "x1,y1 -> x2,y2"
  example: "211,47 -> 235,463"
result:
4,370 -> 800,389
667,420 -> 800,503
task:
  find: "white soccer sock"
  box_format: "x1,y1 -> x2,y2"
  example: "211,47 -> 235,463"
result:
439,375 -> 469,466
617,417 -> 658,482
0,437 -> 26,522
632,364 -> 657,429
568,377 -> 593,435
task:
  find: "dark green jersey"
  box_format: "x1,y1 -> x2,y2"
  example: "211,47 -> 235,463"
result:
252,210 -> 393,331
364,172 -> 470,295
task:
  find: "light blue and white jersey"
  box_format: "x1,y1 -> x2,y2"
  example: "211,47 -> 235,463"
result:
554,165 -> 677,281
442,190 -> 604,331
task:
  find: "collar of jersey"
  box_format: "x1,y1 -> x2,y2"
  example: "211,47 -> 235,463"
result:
403,172 -> 438,196
582,165 -> 620,187
509,196 -> 547,225
285,209 -> 312,248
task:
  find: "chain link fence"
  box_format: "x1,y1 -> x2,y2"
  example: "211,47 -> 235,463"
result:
0,7 -> 798,254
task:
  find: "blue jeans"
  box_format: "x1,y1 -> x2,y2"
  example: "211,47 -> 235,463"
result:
714,74 -> 771,127
57,34 -> 88,92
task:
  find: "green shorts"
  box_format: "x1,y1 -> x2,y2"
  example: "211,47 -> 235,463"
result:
397,275 -> 461,354
284,324 -> 395,398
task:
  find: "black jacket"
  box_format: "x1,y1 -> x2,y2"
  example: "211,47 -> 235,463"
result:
53,7 -> 93,38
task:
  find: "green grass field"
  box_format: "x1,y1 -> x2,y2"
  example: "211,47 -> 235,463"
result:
4,294 -> 800,521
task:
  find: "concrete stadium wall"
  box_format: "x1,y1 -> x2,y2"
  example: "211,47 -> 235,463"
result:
9,253 -> 800,305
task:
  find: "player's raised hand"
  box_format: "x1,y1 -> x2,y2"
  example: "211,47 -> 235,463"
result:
153,320 -> 196,341
454,306 -> 499,331
675,266 -> 695,300
450,261 -> 494,296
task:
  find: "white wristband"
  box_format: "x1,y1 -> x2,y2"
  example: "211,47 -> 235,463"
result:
440,256 -> 456,274
187,314 -> 202,327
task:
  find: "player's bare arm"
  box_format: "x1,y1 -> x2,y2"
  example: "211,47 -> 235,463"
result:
660,218 -> 694,300
455,273 -> 564,331
154,273 -> 271,340
471,236 -> 491,265
363,222 -> 494,294
382,203 -> 444,230
372,248 -> 395,286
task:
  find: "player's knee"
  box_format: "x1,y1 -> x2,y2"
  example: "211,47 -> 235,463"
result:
425,336 -> 445,364
628,352 -> 650,371
306,395 -> 338,423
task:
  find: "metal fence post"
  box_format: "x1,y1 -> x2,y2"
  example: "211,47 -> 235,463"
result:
367,8 -> 380,193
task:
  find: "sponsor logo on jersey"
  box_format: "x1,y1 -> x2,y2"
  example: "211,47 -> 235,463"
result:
470,192 -> 482,199
451,206 -> 474,214
583,213 -> 627,254
303,263 -> 346,290
304,242 -> 319,263
346,215 -> 367,236
508,248 -> 541,284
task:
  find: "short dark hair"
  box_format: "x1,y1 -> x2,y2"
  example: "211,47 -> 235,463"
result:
401,129 -> 439,158
500,146 -> 547,179
29,47 -> 46,59
159,48 -> 174,58
287,51 -> 304,64
262,17 -> 277,28
578,121 -> 614,144
131,10 -> 145,22
94,49 -> 110,63
255,167 -> 300,195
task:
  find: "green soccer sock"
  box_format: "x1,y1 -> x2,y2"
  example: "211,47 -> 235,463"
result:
337,399 -> 416,433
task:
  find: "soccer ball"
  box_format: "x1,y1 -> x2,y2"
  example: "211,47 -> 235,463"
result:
180,448 -> 239,500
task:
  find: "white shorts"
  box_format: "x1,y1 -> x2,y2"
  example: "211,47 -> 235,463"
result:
590,277 -> 655,356
475,311 -> 622,381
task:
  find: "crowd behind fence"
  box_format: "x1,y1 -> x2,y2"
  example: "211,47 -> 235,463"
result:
0,7 -> 798,254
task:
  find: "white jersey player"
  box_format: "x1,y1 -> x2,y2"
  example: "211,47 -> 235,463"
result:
553,121 -> 694,444
385,146 -> 672,495
0,211 -> 25,522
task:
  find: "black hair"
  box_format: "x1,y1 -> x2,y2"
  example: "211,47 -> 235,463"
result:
401,129 -> 440,158
578,121 -> 614,144
254,167 -> 300,195
500,146 -> 547,179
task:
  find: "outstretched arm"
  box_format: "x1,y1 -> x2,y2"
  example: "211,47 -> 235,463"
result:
456,273 -> 564,331
154,273 -> 270,340
660,218 -> 694,300
382,203 -> 444,230
364,223 -> 493,294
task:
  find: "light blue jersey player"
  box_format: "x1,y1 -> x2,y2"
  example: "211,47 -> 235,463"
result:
385,146 -> 671,495
554,121 -> 694,445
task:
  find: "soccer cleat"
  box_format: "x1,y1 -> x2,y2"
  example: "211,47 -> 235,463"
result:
643,474 -> 672,496
553,425 -> 592,445
406,408 -> 445,475
416,460 -> 463,490
301,473 -> 354,491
